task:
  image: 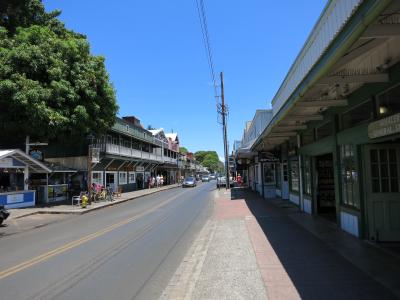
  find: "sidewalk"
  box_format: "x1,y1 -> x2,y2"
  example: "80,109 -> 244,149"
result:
8,184 -> 180,220
161,188 -> 399,300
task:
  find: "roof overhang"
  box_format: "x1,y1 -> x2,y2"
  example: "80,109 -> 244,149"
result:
253,0 -> 399,152
0,149 -> 51,173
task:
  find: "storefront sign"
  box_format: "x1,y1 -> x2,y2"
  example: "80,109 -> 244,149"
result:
368,113 -> 400,139
258,152 -> 279,162
7,193 -> 24,204
136,166 -> 145,172
0,158 -> 13,168
29,149 -> 43,161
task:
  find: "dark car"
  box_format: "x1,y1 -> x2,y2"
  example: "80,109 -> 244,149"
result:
182,176 -> 197,187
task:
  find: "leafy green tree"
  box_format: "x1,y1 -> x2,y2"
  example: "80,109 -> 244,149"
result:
179,147 -> 188,154
194,150 -> 220,172
194,151 -> 207,162
0,0 -> 64,36
0,0 -> 118,143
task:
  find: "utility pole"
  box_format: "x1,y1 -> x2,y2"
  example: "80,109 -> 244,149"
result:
87,144 -> 92,205
220,72 -> 230,189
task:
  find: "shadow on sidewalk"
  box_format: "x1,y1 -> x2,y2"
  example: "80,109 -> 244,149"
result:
230,187 -> 398,300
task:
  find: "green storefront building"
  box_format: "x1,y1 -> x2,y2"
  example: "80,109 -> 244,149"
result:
252,0 -> 400,241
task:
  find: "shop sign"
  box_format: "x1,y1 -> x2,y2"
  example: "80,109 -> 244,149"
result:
7,193 -> 24,204
258,152 -> 279,162
91,148 -> 100,163
136,166 -> 145,172
29,149 -> 43,161
0,158 -> 13,168
368,113 -> 400,139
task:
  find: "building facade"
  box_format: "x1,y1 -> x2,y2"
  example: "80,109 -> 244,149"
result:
236,0 -> 400,242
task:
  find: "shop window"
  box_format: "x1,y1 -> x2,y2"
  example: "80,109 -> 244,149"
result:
263,163 -> 275,185
341,145 -> 359,208
290,158 -> 299,192
370,148 -> 399,193
128,172 -> 136,183
303,156 -> 312,196
119,172 -> 127,185
316,121 -> 333,140
377,84 -> 400,118
92,171 -> 103,186
341,100 -> 374,130
276,162 -> 281,188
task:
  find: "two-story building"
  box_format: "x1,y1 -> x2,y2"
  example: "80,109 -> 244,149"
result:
45,116 -> 170,193
148,129 -> 181,185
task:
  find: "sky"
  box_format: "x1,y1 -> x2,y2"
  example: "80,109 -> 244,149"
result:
44,0 -> 327,161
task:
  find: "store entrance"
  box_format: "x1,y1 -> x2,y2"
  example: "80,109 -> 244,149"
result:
315,153 -> 336,223
365,144 -> 400,242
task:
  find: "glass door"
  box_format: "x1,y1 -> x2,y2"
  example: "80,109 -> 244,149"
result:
365,145 -> 400,241
282,161 -> 289,199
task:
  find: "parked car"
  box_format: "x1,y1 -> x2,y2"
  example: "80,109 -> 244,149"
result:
209,174 -> 216,180
182,176 -> 197,187
202,175 -> 210,182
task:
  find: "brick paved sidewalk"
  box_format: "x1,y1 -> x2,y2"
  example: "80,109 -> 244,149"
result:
161,188 -> 399,300
8,184 -> 180,220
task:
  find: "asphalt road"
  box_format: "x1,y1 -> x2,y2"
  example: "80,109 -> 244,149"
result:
0,181 -> 215,300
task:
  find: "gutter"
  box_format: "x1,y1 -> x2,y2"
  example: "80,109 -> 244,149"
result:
252,0 -> 392,151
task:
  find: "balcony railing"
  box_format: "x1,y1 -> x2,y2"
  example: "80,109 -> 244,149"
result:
102,143 -> 163,162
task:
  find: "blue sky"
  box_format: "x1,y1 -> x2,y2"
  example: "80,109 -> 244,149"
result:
44,1 -> 327,160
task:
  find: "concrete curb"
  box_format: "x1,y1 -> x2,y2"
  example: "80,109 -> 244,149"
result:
11,184 -> 180,219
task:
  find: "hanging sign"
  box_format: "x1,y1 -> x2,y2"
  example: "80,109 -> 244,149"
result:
368,113 -> 400,139
91,148 -> 100,163
29,149 -> 43,161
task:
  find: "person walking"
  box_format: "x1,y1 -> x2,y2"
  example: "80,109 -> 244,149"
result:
160,175 -> 164,186
156,175 -> 161,188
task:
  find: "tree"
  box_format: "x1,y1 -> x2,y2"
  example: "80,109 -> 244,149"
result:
0,0 -> 118,143
0,0 -> 64,36
194,150 -> 220,172
179,147 -> 188,154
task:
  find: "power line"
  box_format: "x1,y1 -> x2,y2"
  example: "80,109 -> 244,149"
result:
195,0 -> 230,186
195,0 -> 218,99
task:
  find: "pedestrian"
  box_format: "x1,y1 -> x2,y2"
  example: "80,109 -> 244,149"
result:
148,175 -> 151,189
160,175 -> 164,186
156,175 -> 160,187
237,174 -> 242,187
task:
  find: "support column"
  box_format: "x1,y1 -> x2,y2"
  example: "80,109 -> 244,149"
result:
297,134 -> 304,211
24,166 -> 29,190
261,160 -> 265,199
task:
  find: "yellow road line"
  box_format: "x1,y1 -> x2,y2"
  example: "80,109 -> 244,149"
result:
0,189 -> 189,280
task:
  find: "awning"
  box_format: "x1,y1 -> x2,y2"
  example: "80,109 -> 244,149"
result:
0,149 -> 51,173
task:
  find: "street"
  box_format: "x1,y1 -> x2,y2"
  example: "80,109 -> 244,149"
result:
0,182 -> 214,300
1,182 -> 400,300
